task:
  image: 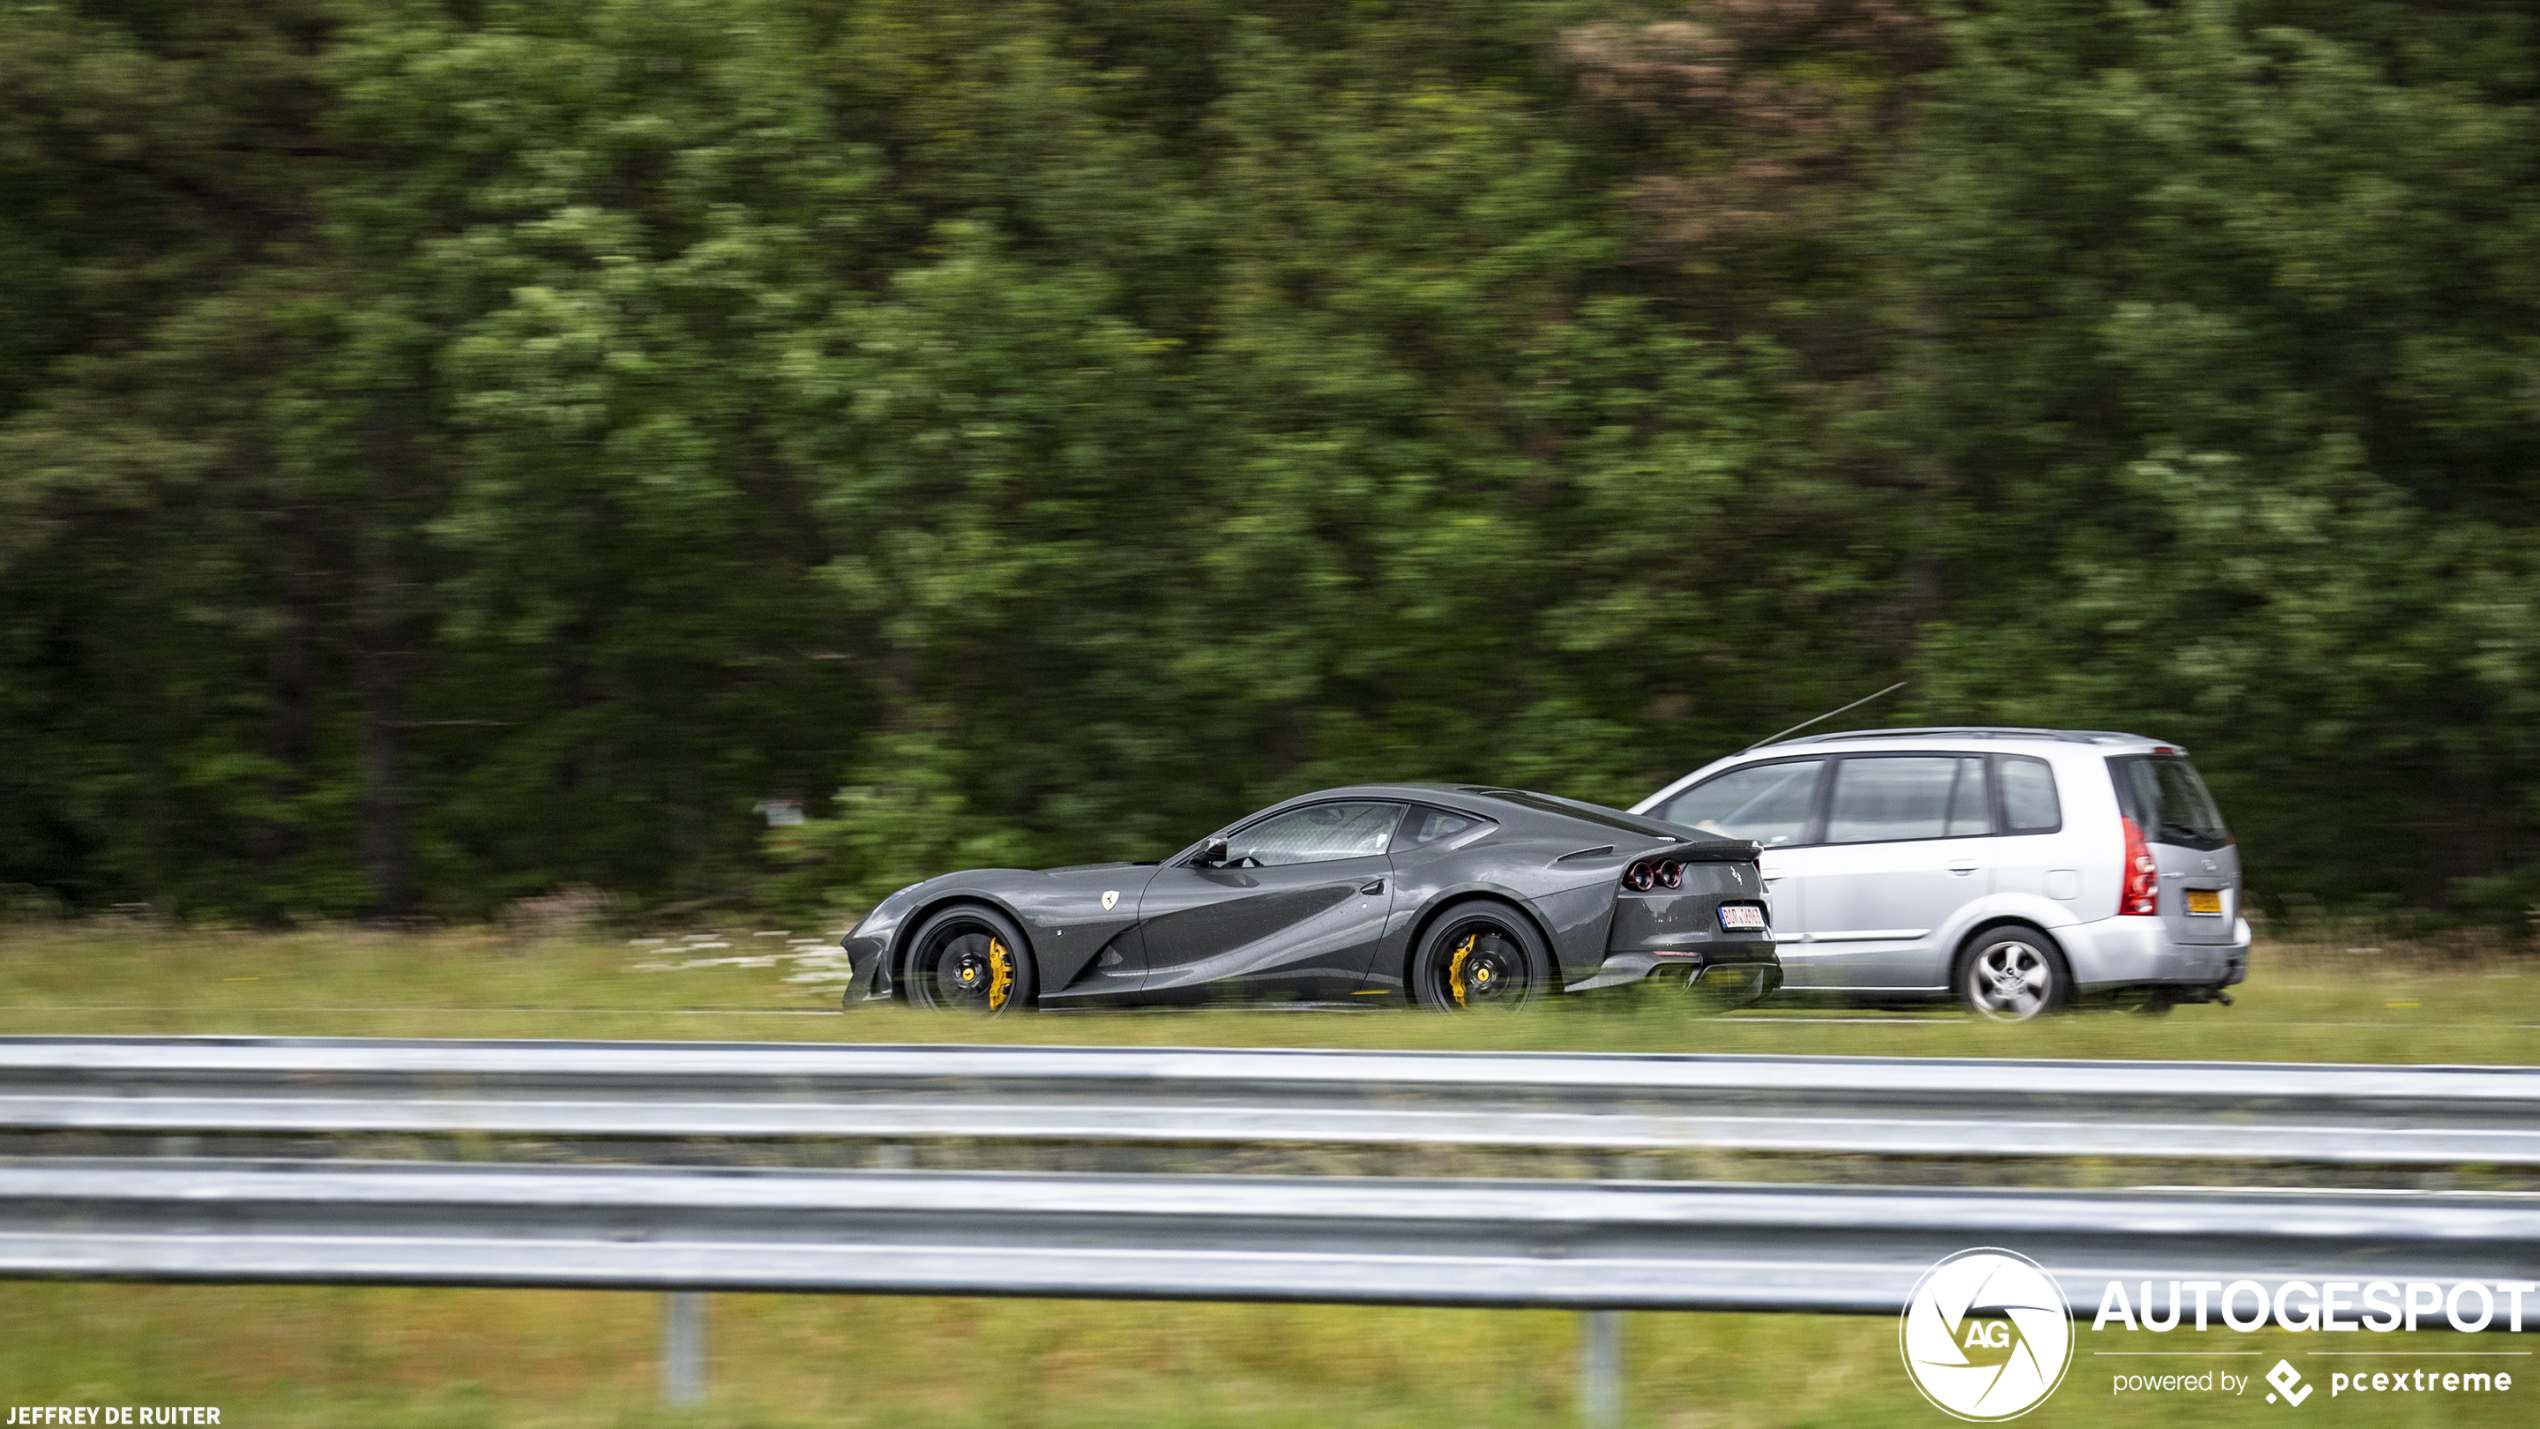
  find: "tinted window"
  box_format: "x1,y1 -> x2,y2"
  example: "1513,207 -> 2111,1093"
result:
1944,757 -> 1991,836
1392,805 -> 1486,852
1998,756 -> 2062,835
1657,760 -> 1823,847
2111,755 -> 2230,850
1224,801 -> 1404,867
1458,788 -> 1688,839
1828,756 -> 1988,844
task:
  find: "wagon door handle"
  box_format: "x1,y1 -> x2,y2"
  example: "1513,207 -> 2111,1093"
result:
1359,880 -> 1384,895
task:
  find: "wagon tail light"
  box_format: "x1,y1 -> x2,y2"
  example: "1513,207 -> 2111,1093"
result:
2119,816 -> 2159,916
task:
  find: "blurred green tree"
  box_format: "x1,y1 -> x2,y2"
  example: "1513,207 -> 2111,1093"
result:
0,0 -> 2532,925
1900,0 -> 2540,909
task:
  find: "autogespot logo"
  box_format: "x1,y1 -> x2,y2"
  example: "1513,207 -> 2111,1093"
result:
1901,1249 -> 2077,1421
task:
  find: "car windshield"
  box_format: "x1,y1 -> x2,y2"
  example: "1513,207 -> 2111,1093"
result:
2110,754 -> 2231,850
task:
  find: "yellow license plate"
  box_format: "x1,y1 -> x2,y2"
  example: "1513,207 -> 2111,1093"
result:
2185,888 -> 2224,916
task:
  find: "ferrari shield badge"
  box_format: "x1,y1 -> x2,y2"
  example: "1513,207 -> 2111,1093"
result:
1101,890 -> 1119,912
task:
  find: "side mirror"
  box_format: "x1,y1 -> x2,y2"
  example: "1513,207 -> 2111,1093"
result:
1193,836 -> 1230,868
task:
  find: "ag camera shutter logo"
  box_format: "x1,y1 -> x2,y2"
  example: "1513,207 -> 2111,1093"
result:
1900,1249 -> 2076,1420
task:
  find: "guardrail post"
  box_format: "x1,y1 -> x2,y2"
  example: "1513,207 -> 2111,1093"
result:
1578,1309 -> 1622,1429
663,1291 -> 706,1407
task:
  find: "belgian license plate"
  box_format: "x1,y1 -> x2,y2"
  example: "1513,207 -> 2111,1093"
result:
2185,888 -> 2224,916
1718,904 -> 1768,932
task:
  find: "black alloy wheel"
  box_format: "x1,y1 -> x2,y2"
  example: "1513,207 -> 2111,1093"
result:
904,905 -> 1039,1015
1410,903 -> 1551,1012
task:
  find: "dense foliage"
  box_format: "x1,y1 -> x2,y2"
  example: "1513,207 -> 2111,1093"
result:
2,1 -> 2535,924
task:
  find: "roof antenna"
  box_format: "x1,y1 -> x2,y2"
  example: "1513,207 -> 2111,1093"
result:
1740,680 -> 1908,753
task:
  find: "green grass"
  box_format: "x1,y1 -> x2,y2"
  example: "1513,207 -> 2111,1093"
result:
0,924 -> 2530,1065
0,926 -> 2530,1426
0,1284 -> 2519,1428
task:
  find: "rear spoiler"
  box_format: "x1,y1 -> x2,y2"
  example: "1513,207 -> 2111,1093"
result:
1672,838 -> 1762,862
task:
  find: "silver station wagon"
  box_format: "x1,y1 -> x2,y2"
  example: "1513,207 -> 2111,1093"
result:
1631,728 -> 2250,1019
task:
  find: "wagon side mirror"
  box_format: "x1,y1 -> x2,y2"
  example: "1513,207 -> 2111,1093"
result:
1193,836 -> 1230,868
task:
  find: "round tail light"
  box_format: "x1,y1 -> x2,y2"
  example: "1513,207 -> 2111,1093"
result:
1624,862 -> 1656,892
1657,860 -> 1684,889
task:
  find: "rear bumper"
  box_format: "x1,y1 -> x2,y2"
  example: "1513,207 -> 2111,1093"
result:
2057,915 -> 2251,992
1566,941 -> 1781,994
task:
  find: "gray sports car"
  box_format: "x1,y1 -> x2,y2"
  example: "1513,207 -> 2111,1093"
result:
840,783 -> 1781,1012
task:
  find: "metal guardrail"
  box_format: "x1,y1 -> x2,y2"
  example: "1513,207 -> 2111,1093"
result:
4,1037 -> 2536,1424
2,1035 -> 2537,1167
5,1158 -> 2535,1314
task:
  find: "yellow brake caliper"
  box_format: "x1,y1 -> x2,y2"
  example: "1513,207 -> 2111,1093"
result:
1446,933 -> 1476,1008
986,937 -> 1015,1012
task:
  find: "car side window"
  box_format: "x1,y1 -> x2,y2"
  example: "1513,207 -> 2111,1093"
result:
1828,755 -> 1989,844
1656,760 -> 1823,846
1997,756 -> 2062,835
1391,805 -> 1486,853
1225,801 -> 1405,867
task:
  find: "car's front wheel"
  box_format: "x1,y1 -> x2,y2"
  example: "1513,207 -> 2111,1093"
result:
903,904 -> 1038,1015
1409,902 -> 1551,1011
1957,924 -> 2070,1022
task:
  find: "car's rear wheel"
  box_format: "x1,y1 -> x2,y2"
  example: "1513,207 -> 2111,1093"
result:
1957,924 -> 2069,1022
1410,902 -> 1551,1012
903,905 -> 1038,1015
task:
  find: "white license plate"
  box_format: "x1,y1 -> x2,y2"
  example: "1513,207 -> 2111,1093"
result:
1718,905 -> 1768,931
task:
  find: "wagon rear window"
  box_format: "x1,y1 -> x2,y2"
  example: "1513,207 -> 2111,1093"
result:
2110,754 -> 2230,850
1997,756 -> 2062,835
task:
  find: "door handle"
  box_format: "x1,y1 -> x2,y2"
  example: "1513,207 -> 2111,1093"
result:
1359,879 -> 1384,895
1946,862 -> 1980,875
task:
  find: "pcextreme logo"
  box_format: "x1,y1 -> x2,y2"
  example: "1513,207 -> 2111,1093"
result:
1901,1249 -> 2077,1421
2265,1359 -> 2313,1406
1902,1258 -> 2534,1418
